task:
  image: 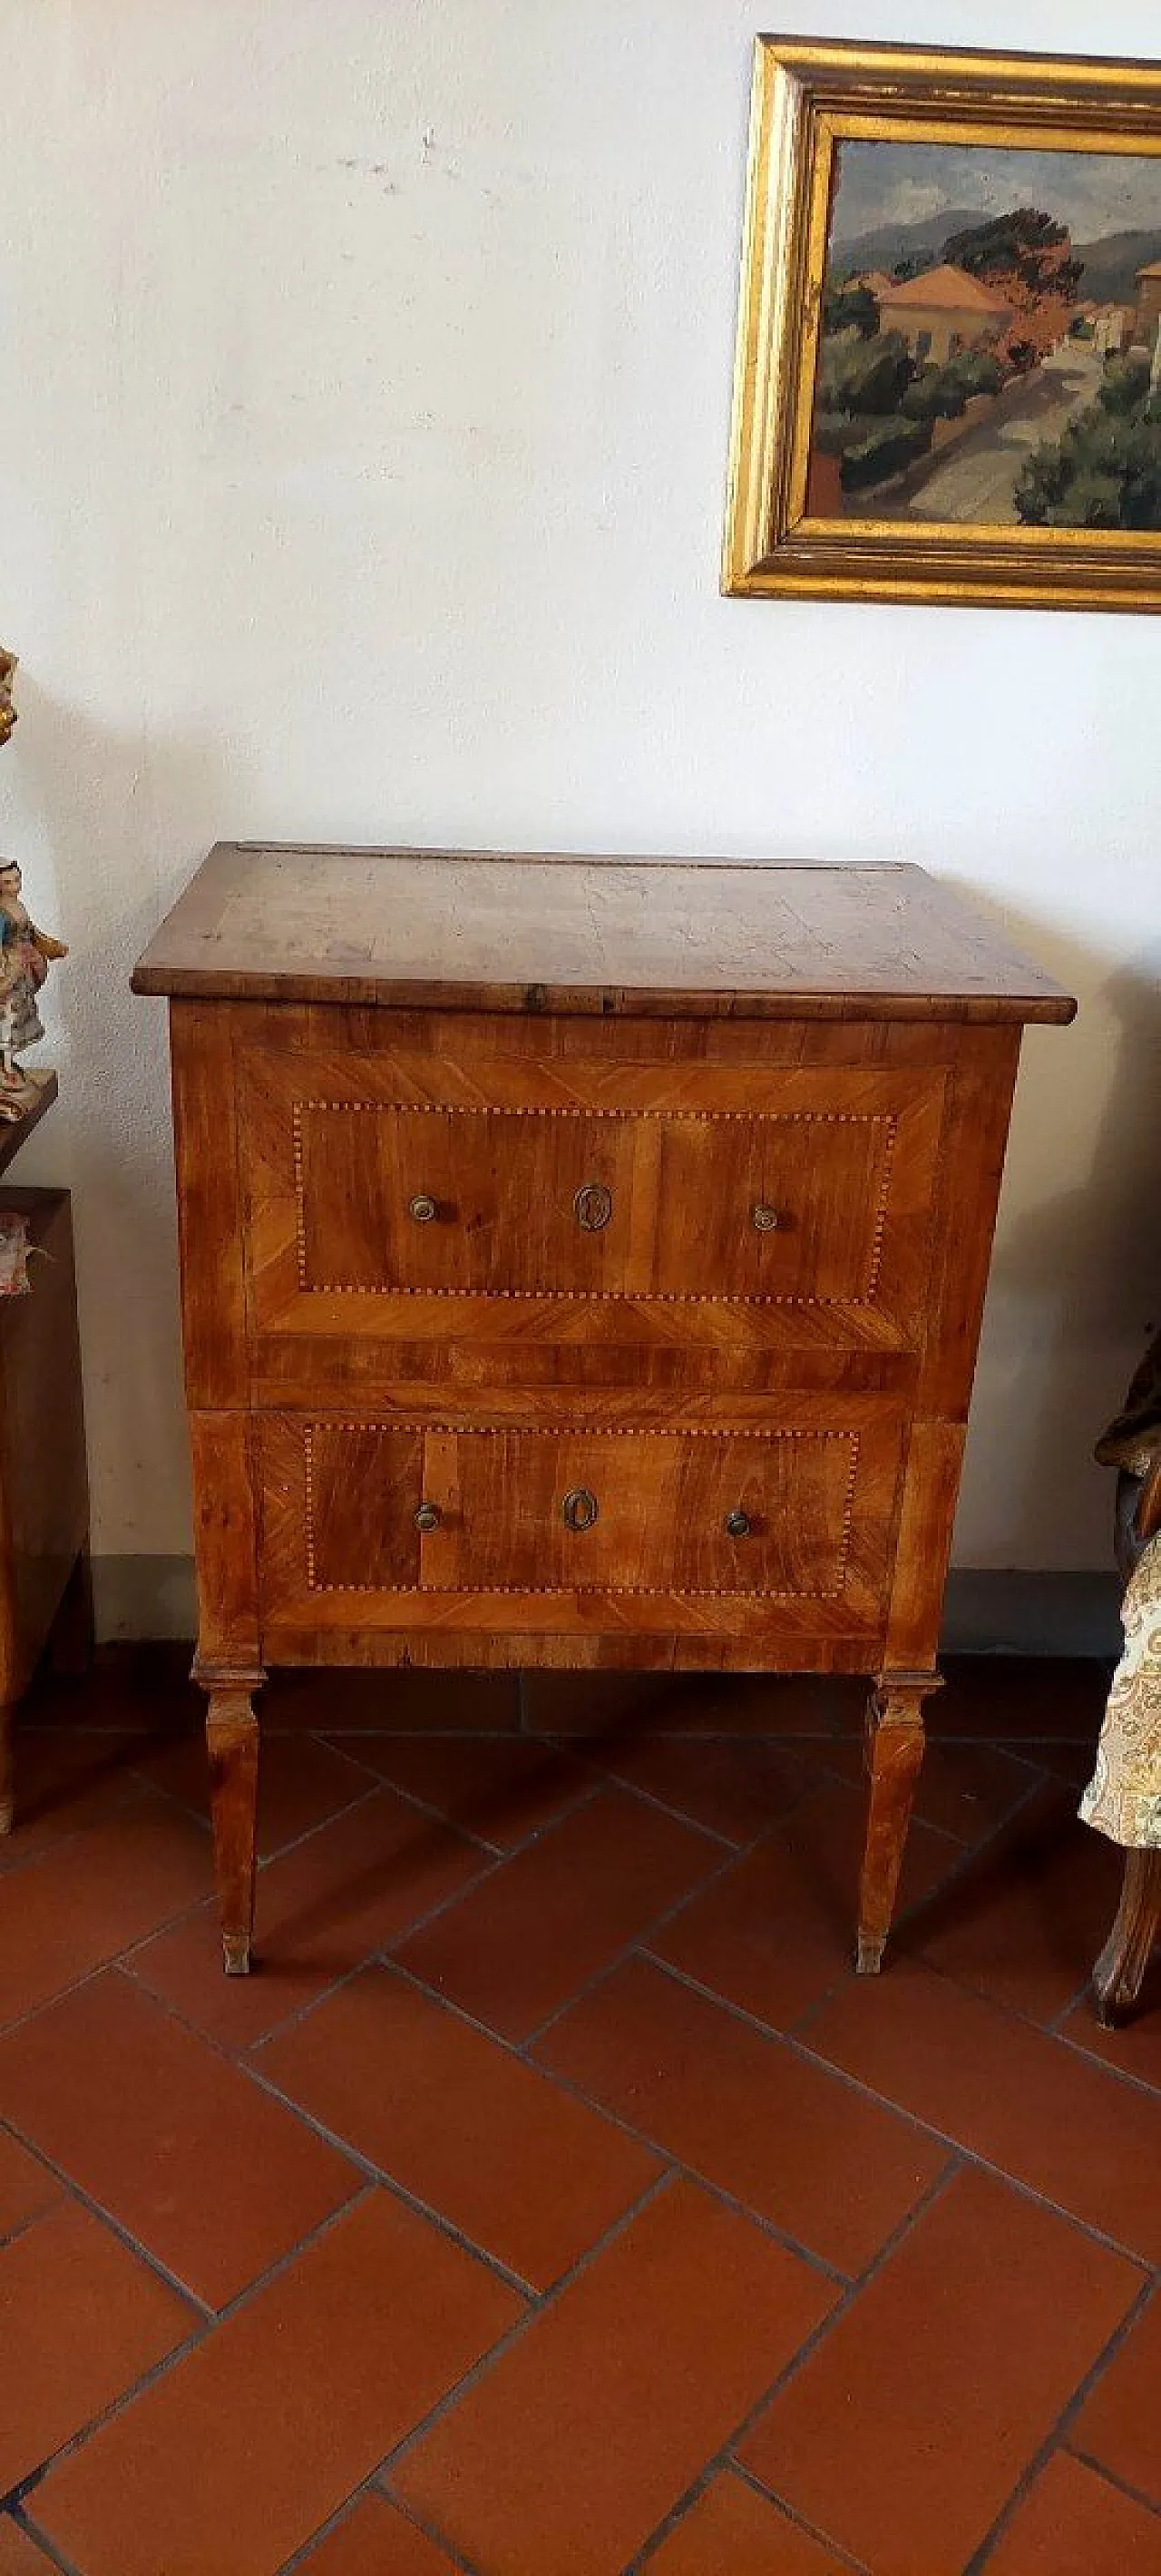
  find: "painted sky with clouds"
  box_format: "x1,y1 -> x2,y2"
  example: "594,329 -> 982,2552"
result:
832,142 -> 1161,245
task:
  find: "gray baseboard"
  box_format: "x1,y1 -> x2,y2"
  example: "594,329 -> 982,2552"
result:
91,1555 -> 1122,1660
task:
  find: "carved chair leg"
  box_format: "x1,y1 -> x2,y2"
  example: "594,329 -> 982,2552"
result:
202,1680 -> 262,1976
857,1673 -> 941,1975
0,1700 -> 13,1835
1092,1848 -> 1161,2028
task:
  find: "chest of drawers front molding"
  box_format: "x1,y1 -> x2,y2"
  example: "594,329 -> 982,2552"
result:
133,846 -> 1074,1977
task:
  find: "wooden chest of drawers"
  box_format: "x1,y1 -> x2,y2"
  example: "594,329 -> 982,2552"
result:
132,845 -> 1074,1977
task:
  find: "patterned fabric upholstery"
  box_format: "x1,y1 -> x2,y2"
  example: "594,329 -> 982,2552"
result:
1080,1531 -> 1161,1851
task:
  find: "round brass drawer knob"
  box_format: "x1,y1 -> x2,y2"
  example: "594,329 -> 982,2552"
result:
724,1508 -> 752,1539
561,1486 -> 600,1533
751,1204 -> 781,1233
409,1193 -> 438,1224
415,1502 -> 443,1533
573,1181 -> 612,1233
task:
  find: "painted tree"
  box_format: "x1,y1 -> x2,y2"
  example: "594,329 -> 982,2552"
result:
941,208 -> 1083,368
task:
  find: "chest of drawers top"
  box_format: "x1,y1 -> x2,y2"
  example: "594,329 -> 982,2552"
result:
132,843 -> 1073,1025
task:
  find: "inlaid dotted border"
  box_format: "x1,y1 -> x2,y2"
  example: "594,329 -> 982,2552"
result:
300,1418 -> 860,1601
290,1101 -> 898,1308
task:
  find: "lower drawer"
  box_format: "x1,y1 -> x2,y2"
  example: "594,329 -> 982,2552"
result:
258,1407 -> 905,1640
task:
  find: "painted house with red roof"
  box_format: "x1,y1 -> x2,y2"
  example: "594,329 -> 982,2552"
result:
873,263 -> 1013,367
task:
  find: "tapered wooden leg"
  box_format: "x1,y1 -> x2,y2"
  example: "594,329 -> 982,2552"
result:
50,1546 -> 95,1678
203,1682 -> 261,1976
857,1673 -> 941,1975
1092,1848 -> 1161,2028
0,1700 -> 13,1835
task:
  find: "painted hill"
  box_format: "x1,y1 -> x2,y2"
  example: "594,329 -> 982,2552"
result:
833,210 -> 1161,307
830,210 -> 982,278
1072,228 -> 1161,304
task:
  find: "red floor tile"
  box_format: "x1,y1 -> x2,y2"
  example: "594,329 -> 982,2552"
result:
0,1729 -> 141,1868
824,1733 -> 1035,1844
522,1670 -> 859,1739
268,1667 -> 520,1732
135,1729 -> 379,1857
295,2494 -> 461,2572
741,2168 -> 1141,2576
395,1788 -> 723,2042
0,1972 -> 359,2307
0,1793 -> 212,2033
260,1964 -> 659,2289
983,2452 -> 1161,2573
1070,2289 -> 1161,2509
1061,1991 -> 1161,2091
0,2522 -> 61,2575
599,1734 -> 810,1845
647,2473 -> 854,2573
805,1960 -> 1161,2261
344,1733 -> 590,1850
130,1787 -> 485,2050
912,1783 -> 1121,2022
937,1657 -> 1109,1742
650,1781 -> 953,2033
394,2177 -> 836,2575
35,2192 -> 522,2576
0,2200 -> 194,2494
536,1956 -> 947,2276
0,2130 -> 58,2239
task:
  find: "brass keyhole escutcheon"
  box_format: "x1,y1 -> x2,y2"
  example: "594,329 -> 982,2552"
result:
724,1508 -> 752,1539
751,1204 -> 780,1233
573,1181 -> 612,1233
415,1502 -> 443,1533
561,1486 -> 600,1533
409,1193 -> 438,1224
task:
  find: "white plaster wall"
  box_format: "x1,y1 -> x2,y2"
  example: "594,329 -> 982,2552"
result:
0,0 -> 1157,1572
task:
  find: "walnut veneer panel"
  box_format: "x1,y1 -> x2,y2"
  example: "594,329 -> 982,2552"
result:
239,1038 -> 944,1366
257,1405 -> 903,1639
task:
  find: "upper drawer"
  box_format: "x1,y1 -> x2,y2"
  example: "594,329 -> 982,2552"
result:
238,1038 -> 945,1354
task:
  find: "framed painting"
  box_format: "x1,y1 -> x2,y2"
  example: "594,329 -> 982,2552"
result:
723,37 -> 1161,609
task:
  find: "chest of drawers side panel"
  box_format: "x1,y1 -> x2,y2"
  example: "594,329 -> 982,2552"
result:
169,1004 -> 262,1672
883,1024 -> 1023,1672
169,1001 -> 250,1407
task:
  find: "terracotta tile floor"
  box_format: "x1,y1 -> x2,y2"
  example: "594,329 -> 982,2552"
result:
2,1649 -> 1159,2575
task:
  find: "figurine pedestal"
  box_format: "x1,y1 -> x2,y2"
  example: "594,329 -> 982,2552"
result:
0,1091 -> 91,1830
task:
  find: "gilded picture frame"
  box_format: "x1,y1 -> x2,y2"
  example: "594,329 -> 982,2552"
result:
723,36 -> 1161,610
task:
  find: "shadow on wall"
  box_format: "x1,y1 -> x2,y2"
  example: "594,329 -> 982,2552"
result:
7,675 -> 254,1554
952,886 -> 1161,1571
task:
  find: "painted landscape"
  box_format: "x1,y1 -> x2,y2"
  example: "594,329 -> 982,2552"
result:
810,142 -> 1161,527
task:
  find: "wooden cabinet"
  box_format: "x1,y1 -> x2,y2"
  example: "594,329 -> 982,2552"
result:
132,845 -> 1074,1978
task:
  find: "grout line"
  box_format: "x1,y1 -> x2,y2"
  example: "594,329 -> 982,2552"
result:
2,2183 -> 384,2520
374,2169 -> 679,2493
347,1758 -> 606,1860
8,2505 -> 86,2575
640,1954 -> 1159,2273
727,2462 -> 871,2570
961,2275 -> 1161,2570
1056,2022 -> 1161,2103
628,2161 -> 963,2573
0,2111 -> 216,2320
240,2055 -> 540,2303
511,1833 -> 746,2058
1065,2444 -> 1161,2526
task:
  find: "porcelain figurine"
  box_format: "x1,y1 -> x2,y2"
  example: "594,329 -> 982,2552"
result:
0,860 -> 67,1118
